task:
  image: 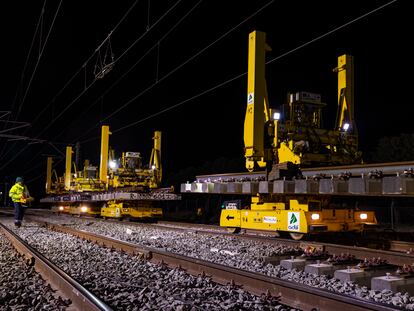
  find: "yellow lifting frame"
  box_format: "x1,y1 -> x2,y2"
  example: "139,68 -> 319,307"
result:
244,31 -> 272,171
64,146 -> 73,191
335,54 -> 356,134
99,125 -> 111,184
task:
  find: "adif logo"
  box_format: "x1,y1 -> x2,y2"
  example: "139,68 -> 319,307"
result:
247,92 -> 254,104
287,212 -> 300,231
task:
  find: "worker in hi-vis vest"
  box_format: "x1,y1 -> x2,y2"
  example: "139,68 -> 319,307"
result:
9,177 -> 32,227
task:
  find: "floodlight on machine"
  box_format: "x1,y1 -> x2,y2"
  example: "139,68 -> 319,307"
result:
109,160 -> 117,169
311,213 -> 320,220
273,112 -> 281,120
343,123 -> 350,131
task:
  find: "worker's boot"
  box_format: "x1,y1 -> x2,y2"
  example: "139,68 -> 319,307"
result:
14,221 -> 21,228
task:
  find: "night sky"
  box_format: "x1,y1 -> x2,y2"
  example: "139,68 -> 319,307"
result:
0,0 -> 409,197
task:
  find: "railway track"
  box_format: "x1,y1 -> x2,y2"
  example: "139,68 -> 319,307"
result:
0,222 -> 113,311
154,221 -> 414,266
3,210 -> 414,309
30,218 -> 402,311
4,208 -> 414,265
0,217 -> 297,310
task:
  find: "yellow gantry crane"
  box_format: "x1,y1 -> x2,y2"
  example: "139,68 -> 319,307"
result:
244,32 -> 360,175
244,31 -> 361,171
220,30 -> 375,239
45,126 -> 170,219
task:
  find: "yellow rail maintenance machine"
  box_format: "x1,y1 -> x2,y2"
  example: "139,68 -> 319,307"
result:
42,126 -> 180,219
182,31 -> 384,239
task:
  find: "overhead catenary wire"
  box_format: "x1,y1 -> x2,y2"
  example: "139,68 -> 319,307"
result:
15,0 -> 64,121
0,0 -> 146,166
69,0 -> 204,143
8,139 -> 69,177
25,157 -> 64,184
5,0 -> 47,123
114,0 -> 182,65
18,0 -> 264,177
29,0 -> 141,129
0,0 -> 48,159
103,0 -> 399,136
32,0 -> 183,141
0,135 -> 70,171
78,0 -> 276,144
0,0 -> 63,164
7,0 -> 399,180
266,0 -> 398,65
8,0 -> 191,173
113,72 -> 246,134
0,0 -> 142,164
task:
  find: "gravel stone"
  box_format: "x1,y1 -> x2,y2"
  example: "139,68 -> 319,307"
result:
5,220 -> 296,310
0,230 -> 70,311
24,215 -> 414,309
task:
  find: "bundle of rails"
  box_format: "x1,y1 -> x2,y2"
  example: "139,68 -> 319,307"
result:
182,162 -> 414,196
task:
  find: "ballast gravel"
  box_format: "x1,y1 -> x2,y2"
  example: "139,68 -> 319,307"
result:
7,221 -> 297,311
36,215 -> 414,310
0,230 -> 70,311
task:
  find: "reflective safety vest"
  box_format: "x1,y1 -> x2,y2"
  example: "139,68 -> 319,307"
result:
9,183 -> 29,203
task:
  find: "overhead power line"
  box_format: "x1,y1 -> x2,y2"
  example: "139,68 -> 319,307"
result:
3,0 -> 187,172
15,0 -> 64,121
32,0 -> 183,140
107,0 -> 399,135
18,0 -> 203,175
0,0 -> 48,159
0,0 -> 144,166
70,0 -> 204,143
78,0 -> 275,143
7,0 -> 47,122
27,0 -> 141,130
5,0 -> 399,176
0,0 -> 64,163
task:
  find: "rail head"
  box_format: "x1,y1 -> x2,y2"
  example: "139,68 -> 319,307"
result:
38,220 -> 403,311
0,222 -> 113,311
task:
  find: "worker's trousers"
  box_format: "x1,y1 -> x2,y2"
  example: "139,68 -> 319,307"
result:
13,202 -> 25,225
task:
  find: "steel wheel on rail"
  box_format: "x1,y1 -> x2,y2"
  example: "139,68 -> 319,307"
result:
289,232 -> 305,240
273,231 -> 281,238
227,227 -> 241,234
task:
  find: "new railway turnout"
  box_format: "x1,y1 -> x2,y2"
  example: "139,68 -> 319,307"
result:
2,210 -> 414,310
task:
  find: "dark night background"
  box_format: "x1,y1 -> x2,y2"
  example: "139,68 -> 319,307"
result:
0,0 -> 410,202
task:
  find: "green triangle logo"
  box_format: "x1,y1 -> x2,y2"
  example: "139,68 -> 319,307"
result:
290,213 -> 297,224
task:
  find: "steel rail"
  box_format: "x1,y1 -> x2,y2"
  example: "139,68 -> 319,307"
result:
154,222 -> 414,266
18,210 -> 414,266
195,161 -> 414,182
37,219 -> 402,311
0,222 -> 113,311
388,240 -> 414,254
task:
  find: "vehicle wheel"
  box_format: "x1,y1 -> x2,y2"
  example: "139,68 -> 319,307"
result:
289,232 -> 304,240
227,227 -> 241,234
272,231 -> 281,238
